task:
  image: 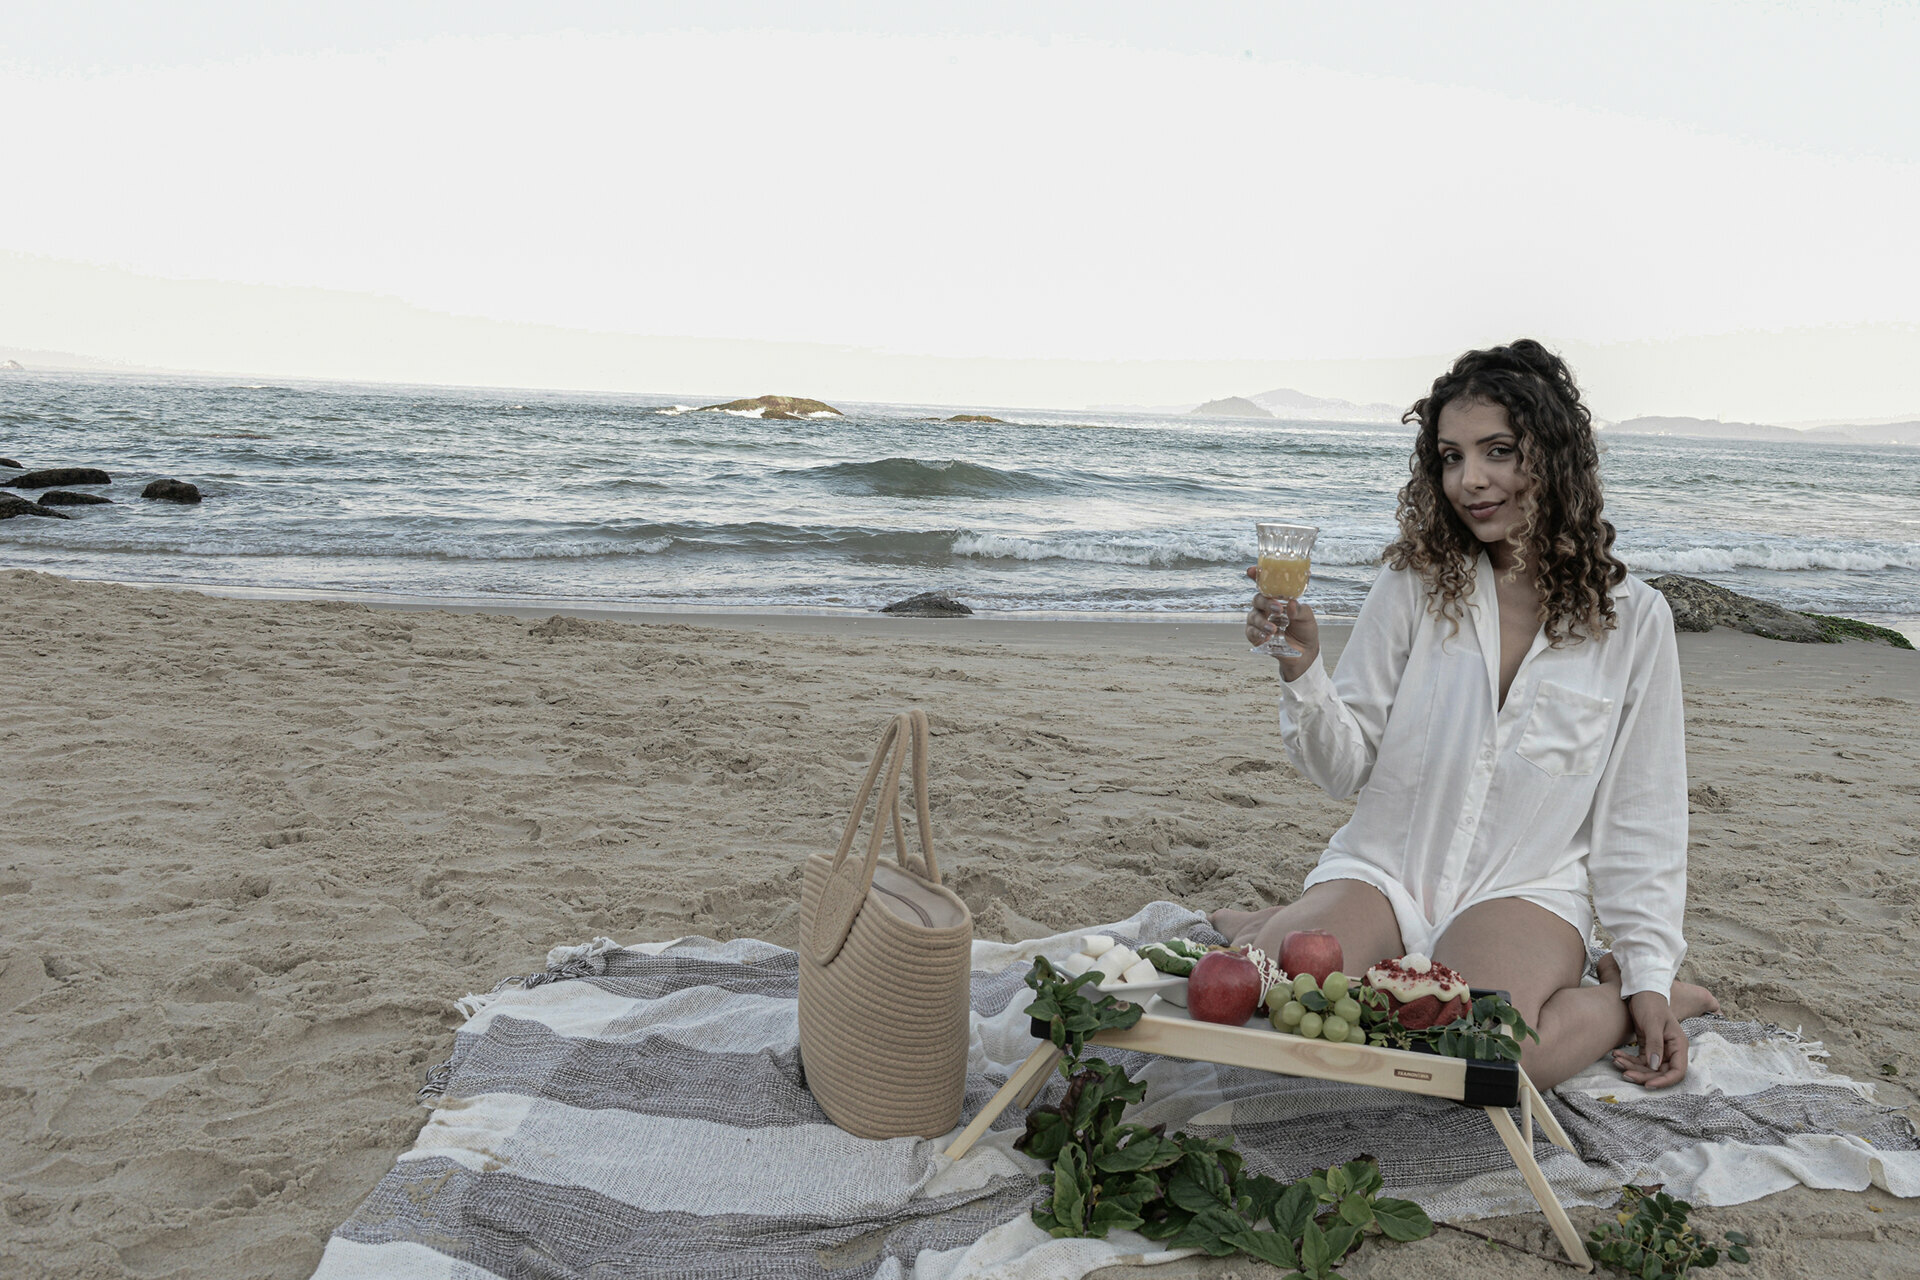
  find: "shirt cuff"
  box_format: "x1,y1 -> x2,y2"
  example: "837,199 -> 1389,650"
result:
1278,653 -> 1335,704
1617,963 -> 1676,1002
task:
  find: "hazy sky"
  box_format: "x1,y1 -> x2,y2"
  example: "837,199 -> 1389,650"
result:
3,2 -> 1918,408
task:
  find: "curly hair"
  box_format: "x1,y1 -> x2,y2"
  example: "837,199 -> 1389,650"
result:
1384,339 -> 1627,646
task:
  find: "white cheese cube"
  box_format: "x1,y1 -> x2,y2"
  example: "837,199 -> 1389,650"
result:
1057,952 -> 1094,977
1106,946 -> 1139,972
1093,949 -> 1133,980
1082,935 -> 1116,957
1120,958 -> 1159,985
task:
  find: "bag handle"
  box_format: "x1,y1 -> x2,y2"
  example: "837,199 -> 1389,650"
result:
809,709 -> 941,966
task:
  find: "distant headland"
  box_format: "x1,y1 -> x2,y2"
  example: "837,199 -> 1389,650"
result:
1189,396 -> 1272,418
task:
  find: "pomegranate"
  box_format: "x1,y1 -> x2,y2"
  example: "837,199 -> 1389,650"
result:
1278,930 -> 1343,985
1187,949 -> 1264,1026
1364,953 -> 1470,1030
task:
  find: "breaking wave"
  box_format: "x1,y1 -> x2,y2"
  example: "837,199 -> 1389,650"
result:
1623,544 -> 1920,575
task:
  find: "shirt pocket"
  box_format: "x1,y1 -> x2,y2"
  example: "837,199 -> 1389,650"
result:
1515,680 -> 1614,778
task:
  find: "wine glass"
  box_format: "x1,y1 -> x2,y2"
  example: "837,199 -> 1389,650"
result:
1250,522 -> 1318,658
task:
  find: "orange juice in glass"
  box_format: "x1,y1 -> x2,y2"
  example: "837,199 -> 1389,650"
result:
1252,522 -> 1318,657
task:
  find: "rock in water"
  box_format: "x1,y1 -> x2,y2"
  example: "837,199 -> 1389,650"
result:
0,457 -> 21,469
1,494 -> 72,520
880,592 -> 974,617
38,490 -> 114,506
945,414 -> 1005,423
142,478 -> 203,503
695,395 -> 843,421
8,467 -> 111,489
1647,574 -> 1828,643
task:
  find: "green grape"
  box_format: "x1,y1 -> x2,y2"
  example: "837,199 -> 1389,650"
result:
1347,1025 -> 1369,1045
1292,972 -> 1319,999
1279,1000 -> 1306,1027
1298,1012 -> 1324,1040
1333,997 -> 1362,1024
1321,1014 -> 1350,1042
1322,971 -> 1350,1001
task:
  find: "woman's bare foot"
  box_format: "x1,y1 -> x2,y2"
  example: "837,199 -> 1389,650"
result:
1670,981 -> 1720,1021
1209,904 -> 1283,947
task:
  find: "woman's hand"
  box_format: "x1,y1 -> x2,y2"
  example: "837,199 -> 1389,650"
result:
1244,565 -> 1319,679
1611,991 -> 1690,1088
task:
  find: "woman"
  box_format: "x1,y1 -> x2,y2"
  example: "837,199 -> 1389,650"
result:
1213,340 -> 1717,1090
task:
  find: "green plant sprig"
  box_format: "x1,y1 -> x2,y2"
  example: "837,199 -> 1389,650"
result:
1359,988 -> 1541,1063
1588,1186 -> 1751,1278
1016,956 -> 1435,1275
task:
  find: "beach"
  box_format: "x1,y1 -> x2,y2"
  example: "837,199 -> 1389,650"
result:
3,568 -> 1917,1279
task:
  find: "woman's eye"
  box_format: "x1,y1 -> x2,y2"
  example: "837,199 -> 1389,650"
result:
1489,445 -> 1514,459
1440,452 -> 1461,465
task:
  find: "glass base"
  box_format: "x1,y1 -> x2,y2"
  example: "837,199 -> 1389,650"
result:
1250,635 -> 1302,659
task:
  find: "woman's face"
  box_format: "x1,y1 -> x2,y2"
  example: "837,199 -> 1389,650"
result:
1436,397 -> 1532,552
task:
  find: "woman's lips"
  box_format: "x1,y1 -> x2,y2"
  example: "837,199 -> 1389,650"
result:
1465,500 -> 1504,521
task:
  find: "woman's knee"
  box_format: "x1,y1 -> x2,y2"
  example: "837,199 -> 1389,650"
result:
1430,898 -> 1585,1020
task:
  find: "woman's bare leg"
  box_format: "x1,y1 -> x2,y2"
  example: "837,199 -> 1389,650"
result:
1210,880 -> 1404,977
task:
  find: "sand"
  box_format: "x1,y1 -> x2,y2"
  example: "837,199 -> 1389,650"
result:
2,568 -> 1916,1279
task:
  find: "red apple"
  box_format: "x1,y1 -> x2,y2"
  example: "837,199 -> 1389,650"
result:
1187,950 -> 1263,1025
1279,930 -> 1344,985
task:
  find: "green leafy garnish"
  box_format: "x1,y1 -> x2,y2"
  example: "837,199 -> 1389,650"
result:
1361,988 -> 1541,1063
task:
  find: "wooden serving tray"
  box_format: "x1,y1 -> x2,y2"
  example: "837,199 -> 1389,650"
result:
1082,1001 -> 1522,1108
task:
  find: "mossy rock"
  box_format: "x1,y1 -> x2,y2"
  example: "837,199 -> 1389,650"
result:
1798,612 -> 1914,650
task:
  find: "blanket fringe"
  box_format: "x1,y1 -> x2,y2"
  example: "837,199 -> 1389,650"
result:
416,1060 -> 455,1104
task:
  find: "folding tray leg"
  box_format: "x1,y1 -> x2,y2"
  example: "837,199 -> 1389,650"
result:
945,1042 -> 1062,1161
1485,1105 -> 1593,1271
1519,1070 -> 1576,1152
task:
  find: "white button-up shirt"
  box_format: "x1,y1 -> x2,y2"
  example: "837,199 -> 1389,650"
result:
1278,556 -> 1688,999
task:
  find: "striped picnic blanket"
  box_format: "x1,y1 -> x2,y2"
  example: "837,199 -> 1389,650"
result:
312,901 -> 1920,1279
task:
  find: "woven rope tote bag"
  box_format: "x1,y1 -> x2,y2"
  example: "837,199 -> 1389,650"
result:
798,709 -> 973,1139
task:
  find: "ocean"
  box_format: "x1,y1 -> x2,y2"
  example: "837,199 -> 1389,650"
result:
4,373 -> 1918,636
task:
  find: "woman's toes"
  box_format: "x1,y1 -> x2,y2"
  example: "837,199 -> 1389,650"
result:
1671,982 -> 1719,1020
1594,951 -> 1622,985
1208,905 -> 1280,940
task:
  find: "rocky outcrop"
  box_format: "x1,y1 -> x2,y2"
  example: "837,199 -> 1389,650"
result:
697,395 -> 843,421
0,360 -> 21,371
880,592 -> 974,618
1190,397 -> 1273,418
945,415 -> 1005,424
0,458 -> 21,469
142,479 -> 202,503
1,494 -> 72,520
1650,574 -> 1841,644
8,467 -> 111,489
38,490 -> 114,506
